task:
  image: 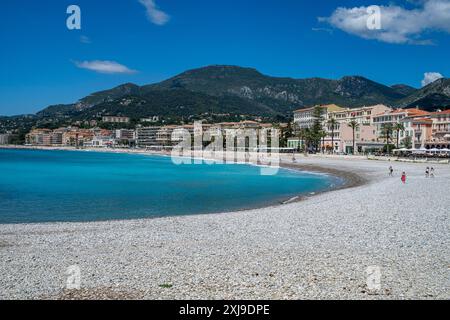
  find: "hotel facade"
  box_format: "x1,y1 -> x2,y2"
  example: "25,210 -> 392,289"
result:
292,104 -> 391,153
292,104 -> 450,153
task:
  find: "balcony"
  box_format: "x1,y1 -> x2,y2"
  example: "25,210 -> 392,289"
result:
433,129 -> 450,134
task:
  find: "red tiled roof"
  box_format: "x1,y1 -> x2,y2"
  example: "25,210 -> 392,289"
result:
413,117 -> 433,123
388,108 -> 429,116
294,107 -> 315,113
430,109 -> 450,115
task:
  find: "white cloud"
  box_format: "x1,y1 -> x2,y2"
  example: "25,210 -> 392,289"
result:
320,0 -> 450,44
80,36 -> 91,44
311,27 -> 333,34
422,72 -> 444,87
74,60 -> 137,74
138,0 -> 170,26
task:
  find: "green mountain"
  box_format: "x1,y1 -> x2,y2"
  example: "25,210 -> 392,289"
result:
397,78 -> 450,110
77,83 -> 142,110
148,65 -> 407,108
75,89 -> 280,121
5,66 -> 450,130
390,84 -> 418,97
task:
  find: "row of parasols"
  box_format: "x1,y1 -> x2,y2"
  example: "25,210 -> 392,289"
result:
393,147 -> 450,154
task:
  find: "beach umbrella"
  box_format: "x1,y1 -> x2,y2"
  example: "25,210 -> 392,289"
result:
412,147 -> 427,154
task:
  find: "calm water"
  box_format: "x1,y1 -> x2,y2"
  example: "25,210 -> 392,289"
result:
0,149 -> 341,224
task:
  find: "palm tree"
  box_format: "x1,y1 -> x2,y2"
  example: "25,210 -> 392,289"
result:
319,130 -> 327,153
297,128 -> 306,155
327,117 -> 338,154
299,128 -> 313,156
312,106 -> 324,153
280,122 -> 293,148
348,120 -> 360,155
393,122 -> 405,149
402,135 -> 413,149
381,123 -> 394,154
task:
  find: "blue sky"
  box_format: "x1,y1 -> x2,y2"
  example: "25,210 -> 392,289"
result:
1,0 -> 449,116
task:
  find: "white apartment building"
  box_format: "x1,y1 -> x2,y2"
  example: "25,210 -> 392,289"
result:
0,134 -> 12,145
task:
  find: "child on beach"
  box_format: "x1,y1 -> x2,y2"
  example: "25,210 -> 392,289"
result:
401,172 -> 407,184
426,167 -> 430,178
431,167 -> 435,178
389,166 -> 394,176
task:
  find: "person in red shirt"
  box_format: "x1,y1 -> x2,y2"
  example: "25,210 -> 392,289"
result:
401,172 -> 407,184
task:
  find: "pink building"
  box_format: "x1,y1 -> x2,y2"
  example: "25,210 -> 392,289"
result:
324,104 -> 391,153
428,110 -> 450,149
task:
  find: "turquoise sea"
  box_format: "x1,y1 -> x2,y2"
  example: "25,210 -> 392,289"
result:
0,149 -> 341,224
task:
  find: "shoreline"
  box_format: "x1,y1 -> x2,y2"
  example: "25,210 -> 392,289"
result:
0,148 -> 449,299
0,145 -> 367,226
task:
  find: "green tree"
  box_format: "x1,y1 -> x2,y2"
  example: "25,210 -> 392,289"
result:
347,119 -> 360,155
380,123 -> 394,154
393,122 -> 405,149
297,128 -> 306,154
402,135 -> 413,149
280,122 -> 293,148
319,130 -> 327,153
311,106 -> 325,153
327,117 -> 338,154
298,127 -> 314,155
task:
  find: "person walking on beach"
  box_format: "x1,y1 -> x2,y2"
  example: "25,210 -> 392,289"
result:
401,172 -> 407,184
425,167 -> 430,178
389,166 -> 394,176
431,167 -> 435,178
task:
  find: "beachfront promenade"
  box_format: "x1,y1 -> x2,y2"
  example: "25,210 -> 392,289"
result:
0,153 -> 449,299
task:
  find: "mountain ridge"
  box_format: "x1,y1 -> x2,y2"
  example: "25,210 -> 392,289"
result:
7,66 -> 450,124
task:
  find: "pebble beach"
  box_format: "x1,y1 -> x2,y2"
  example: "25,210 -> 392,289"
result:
0,153 -> 449,300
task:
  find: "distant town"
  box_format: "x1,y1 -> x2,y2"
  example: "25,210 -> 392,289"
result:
1,104 -> 450,155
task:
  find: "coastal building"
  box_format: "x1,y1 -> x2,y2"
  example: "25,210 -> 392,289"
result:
62,129 -> 94,147
292,104 -> 391,153
287,137 -> 302,149
430,110 -> 450,149
136,122 -> 274,149
156,126 -> 179,146
292,105 -> 448,152
85,137 -> 116,148
0,134 -> 12,145
102,116 -> 130,124
293,104 -> 344,130
115,129 -> 136,140
137,126 -> 162,147
428,110 -> 450,149
141,116 -> 160,123
401,116 -> 433,149
372,108 -> 430,145
325,104 -> 391,153
91,128 -> 113,138
26,129 -> 52,146
82,128 -> 115,147
50,131 -> 64,145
